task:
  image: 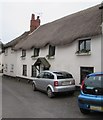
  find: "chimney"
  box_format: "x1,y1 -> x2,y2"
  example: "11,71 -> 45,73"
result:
30,14 -> 40,33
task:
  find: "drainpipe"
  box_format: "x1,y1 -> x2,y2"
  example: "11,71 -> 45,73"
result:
99,2 -> 103,72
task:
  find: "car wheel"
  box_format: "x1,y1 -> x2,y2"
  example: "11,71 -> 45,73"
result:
47,88 -> 54,98
80,108 -> 90,114
32,83 -> 36,91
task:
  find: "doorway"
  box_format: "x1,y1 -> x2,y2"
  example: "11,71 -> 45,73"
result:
80,67 -> 94,84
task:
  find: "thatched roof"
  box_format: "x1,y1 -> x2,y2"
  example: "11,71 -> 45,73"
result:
4,31 -> 29,49
14,4 -> 102,50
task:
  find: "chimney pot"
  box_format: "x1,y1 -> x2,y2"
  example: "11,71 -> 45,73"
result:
31,14 -> 35,20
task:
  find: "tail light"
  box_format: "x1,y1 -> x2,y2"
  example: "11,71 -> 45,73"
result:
54,81 -> 58,87
71,80 -> 75,85
81,80 -> 85,91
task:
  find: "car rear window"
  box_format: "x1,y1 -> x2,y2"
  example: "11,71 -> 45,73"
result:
83,75 -> 103,95
85,75 -> 103,88
53,72 -> 73,79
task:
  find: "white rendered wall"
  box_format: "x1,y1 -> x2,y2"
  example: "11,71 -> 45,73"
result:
0,53 -> 3,72
3,48 -> 17,76
16,36 -> 101,86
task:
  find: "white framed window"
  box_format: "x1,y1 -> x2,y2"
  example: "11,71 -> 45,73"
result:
10,64 -> 14,72
21,50 -> 26,57
5,64 -> 8,72
22,65 -> 27,76
31,65 -> 37,77
4,49 -> 8,56
78,39 -> 91,53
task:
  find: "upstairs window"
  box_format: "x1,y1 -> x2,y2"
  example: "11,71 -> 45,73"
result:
11,48 -> 14,53
4,49 -> 8,56
22,65 -> 27,76
33,48 -> 40,57
22,50 -> 26,57
10,64 -> 14,72
78,39 -> 91,52
48,45 -> 55,57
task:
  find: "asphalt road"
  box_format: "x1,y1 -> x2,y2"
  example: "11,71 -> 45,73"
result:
0,73 -> 2,119
2,76 -> 103,118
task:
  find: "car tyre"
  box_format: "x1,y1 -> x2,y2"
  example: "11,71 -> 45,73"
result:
32,83 -> 36,91
80,108 -> 90,114
47,88 -> 54,98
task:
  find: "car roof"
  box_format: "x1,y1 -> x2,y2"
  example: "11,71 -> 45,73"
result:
87,72 -> 103,77
41,71 -> 72,75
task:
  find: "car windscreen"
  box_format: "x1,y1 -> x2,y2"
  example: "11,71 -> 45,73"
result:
85,75 -> 103,88
53,72 -> 73,79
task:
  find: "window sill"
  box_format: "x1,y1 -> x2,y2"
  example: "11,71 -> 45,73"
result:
22,74 -> 27,76
31,55 -> 38,60
46,55 -> 55,59
31,76 -> 36,77
76,51 -> 91,56
21,56 -> 26,60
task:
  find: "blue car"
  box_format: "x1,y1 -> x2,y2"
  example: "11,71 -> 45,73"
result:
78,72 -> 103,114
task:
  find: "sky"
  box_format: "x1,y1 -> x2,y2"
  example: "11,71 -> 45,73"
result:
0,0 -> 102,44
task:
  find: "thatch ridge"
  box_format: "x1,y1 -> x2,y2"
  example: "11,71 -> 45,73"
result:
4,31 -> 29,49
14,4 -> 102,50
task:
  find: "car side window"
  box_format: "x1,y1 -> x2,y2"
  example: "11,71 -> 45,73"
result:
43,72 -> 54,79
37,72 -> 44,78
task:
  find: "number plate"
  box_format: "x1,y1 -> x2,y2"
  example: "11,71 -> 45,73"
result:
62,81 -> 71,85
90,106 -> 103,111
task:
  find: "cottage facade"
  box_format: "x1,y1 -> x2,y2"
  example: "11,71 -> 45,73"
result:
14,35 -> 101,86
3,4 -> 103,86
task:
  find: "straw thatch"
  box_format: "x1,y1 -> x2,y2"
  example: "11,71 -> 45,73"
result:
14,4 -> 102,50
4,31 -> 29,49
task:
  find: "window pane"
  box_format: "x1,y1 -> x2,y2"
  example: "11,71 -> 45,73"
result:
79,39 -> 91,51
49,45 -> 55,56
32,65 -> 37,77
86,40 -> 90,50
11,64 -> 14,72
23,65 -> 27,76
54,72 -> 73,79
85,76 -> 103,88
34,48 -> 40,57
22,50 -> 26,56
79,41 -> 84,51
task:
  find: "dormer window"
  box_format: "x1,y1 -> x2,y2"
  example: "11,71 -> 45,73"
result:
79,39 -> 91,52
31,48 -> 40,58
76,39 -> 91,55
4,49 -> 8,56
48,45 -> 55,57
21,50 -> 26,57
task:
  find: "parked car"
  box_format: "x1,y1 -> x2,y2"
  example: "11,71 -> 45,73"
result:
32,71 -> 75,98
78,72 -> 103,114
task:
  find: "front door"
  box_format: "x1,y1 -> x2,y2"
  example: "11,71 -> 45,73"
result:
80,67 -> 94,84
